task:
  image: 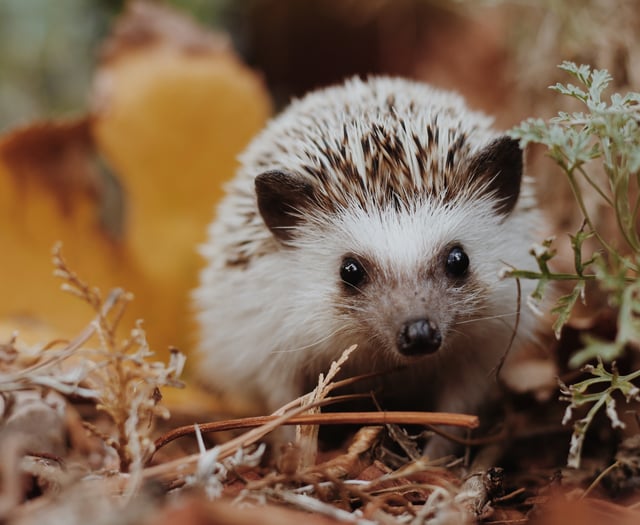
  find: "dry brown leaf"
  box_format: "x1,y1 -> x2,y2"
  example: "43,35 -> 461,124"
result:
530,494 -> 640,525
500,357 -> 558,401
313,426 -> 383,480
0,118 -> 145,342
151,497 -> 341,525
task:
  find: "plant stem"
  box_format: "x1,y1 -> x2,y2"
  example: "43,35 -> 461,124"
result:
612,168 -> 640,253
509,270 -> 597,281
577,164 -> 614,206
566,169 -> 624,258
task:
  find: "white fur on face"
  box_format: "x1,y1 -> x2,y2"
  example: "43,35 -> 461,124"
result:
287,189 -> 534,361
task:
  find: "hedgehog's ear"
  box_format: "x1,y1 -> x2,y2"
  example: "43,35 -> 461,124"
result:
468,136 -> 523,216
255,170 -> 315,243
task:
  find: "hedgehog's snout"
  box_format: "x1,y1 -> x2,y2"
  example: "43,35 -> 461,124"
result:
396,318 -> 442,356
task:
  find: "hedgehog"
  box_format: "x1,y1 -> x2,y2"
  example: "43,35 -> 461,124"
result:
194,76 -> 542,456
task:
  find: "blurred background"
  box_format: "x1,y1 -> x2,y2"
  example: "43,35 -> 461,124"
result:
3,0 -> 639,132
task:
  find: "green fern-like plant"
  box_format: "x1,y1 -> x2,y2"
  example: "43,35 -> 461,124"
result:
508,61 -> 640,468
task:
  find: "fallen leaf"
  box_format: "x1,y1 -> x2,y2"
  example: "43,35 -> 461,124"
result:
0,118 -> 143,341
500,357 -> 558,400
91,1 -> 271,354
0,1 -> 272,361
153,497 -> 341,525
530,494 -> 640,525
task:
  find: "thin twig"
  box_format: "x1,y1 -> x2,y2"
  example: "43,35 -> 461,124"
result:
581,461 -> 620,499
492,275 -> 521,381
143,398 -> 339,482
153,409 -> 479,454
492,487 -> 526,503
424,424 -> 505,448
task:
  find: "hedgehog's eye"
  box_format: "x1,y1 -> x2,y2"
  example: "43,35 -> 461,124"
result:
340,257 -> 366,289
445,246 -> 469,278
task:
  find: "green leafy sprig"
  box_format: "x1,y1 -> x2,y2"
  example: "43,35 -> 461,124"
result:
560,359 -> 640,469
508,61 -> 640,467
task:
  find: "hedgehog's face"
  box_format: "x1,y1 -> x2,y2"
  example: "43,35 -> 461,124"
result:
320,196 -> 514,363
254,135 -> 524,362
336,244 -> 470,357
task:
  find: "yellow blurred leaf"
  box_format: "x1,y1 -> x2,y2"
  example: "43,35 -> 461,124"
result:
0,1 -> 272,361
93,1 -> 271,278
92,1 -> 272,353
0,117 -> 143,341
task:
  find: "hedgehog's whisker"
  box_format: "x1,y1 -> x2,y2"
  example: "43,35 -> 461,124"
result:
342,281 -> 367,294
454,311 -> 519,326
271,324 -> 347,354
334,302 -> 370,315
448,327 -> 472,339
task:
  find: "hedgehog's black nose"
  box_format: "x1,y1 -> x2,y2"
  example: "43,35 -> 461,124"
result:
397,318 -> 442,356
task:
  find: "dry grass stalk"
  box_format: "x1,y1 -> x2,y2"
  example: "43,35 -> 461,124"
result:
1,245 -> 185,488
51,244 -> 186,473
142,395 -> 336,485
293,344 -> 358,469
